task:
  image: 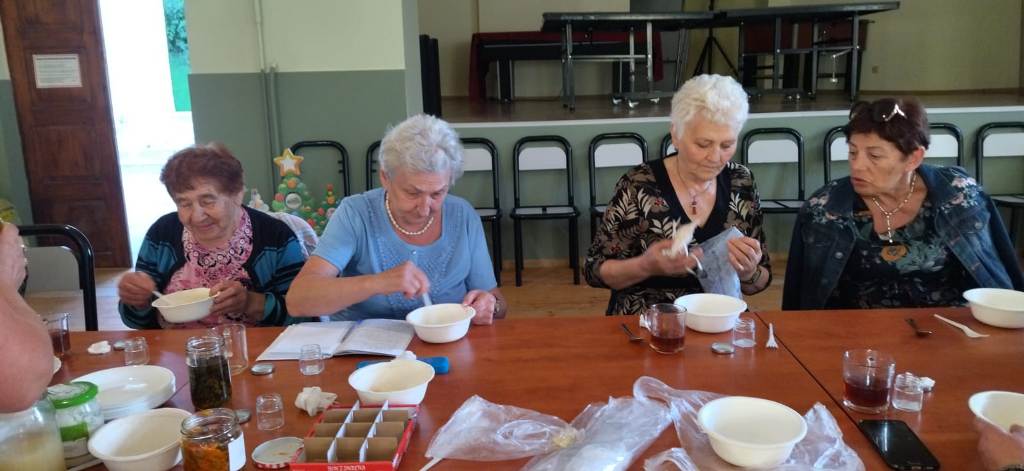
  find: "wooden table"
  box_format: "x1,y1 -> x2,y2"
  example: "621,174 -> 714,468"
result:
58,315 -> 884,470
758,307 -> 1024,471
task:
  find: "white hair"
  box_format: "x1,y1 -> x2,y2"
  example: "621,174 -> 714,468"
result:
378,114 -> 464,184
670,74 -> 749,139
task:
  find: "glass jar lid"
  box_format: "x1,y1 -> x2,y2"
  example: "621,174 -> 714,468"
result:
47,381 -> 98,409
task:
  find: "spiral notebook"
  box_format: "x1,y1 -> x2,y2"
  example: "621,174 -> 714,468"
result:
256,319 -> 414,361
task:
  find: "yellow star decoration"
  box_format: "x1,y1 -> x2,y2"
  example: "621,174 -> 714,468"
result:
273,148 -> 304,176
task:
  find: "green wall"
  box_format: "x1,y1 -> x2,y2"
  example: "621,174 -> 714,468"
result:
0,80 -> 30,223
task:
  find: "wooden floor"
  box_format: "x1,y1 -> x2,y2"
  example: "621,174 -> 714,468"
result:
25,260 -> 787,331
442,90 -> 1024,123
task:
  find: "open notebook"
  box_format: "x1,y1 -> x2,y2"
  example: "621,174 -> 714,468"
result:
256,319 -> 414,361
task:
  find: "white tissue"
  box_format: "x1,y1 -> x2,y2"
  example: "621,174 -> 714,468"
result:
397,350 -> 417,361
919,376 -> 936,392
87,341 -> 111,355
295,386 -> 338,416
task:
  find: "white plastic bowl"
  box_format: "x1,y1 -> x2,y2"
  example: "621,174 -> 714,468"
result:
347,359 -> 435,405
698,396 -> 808,468
674,293 -> 748,333
963,288 -> 1024,328
969,391 -> 1024,432
405,303 -> 476,343
152,287 -> 215,323
88,408 -> 190,471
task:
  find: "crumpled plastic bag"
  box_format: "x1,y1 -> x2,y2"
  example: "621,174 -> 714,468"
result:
633,376 -> 865,471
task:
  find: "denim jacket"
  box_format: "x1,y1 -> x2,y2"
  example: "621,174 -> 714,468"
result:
782,165 -> 1024,310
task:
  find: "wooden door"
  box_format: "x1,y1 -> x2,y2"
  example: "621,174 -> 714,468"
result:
1,0 -> 130,267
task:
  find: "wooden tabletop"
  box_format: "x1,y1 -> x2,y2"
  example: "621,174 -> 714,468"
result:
757,307 -> 1024,471
60,314 -> 892,470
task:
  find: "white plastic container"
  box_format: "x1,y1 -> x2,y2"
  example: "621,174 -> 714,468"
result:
347,359 -> 435,405
698,396 -> 807,468
969,391 -> 1024,432
88,408 -> 191,471
963,288 -> 1024,328
674,293 -> 747,333
405,304 -> 476,343
152,288 -> 215,323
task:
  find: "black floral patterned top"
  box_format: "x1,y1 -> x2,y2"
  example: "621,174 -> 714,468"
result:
825,198 -> 973,309
584,158 -> 770,315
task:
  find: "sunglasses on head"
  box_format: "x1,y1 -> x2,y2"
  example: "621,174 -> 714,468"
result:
849,99 -> 907,122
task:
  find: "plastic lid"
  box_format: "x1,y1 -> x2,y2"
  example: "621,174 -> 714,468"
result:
47,381 -> 98,408
252,436 -> 302,469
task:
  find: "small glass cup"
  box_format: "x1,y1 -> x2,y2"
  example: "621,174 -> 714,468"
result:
209,324 -> 248,375
732,318 -> 756,348
842,349 -> 895,414
256,393 -> 285,431
299,344 -> 325,376
123,337 -> 149,365
892,372 -> 924,412
45,313 -> 71,358
641,303 -> 687,354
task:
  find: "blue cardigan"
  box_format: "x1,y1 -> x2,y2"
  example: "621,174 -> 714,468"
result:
783,165 -> 1024,310
119,206 -> 307,328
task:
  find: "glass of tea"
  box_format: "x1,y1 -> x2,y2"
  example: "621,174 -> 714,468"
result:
842,349 -> 895,414
642,303 -> 687,354
45,312 -> 71,358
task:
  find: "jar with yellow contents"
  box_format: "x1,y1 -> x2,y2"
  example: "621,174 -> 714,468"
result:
180,408 -> 246,471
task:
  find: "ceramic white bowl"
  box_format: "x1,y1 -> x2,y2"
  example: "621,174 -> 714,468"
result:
88,408 -> 190,471
963,288 -> 1024,328
674,293 -> 748,333
347,359 -> 435,405
698,396 -> 807,468
152,287 -> 214,323
969,391 -> 1024,432
405,303 -> 476,343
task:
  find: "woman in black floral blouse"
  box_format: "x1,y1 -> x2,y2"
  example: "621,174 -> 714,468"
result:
585,74 -> 771,315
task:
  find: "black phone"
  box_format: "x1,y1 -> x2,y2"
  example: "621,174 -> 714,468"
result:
858,419 -> 940,470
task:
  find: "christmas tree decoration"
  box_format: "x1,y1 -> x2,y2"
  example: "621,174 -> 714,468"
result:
313,183 -> 341,234
247,188 -> 270,212
271,149 -> 316,225
273,148 -> 304,176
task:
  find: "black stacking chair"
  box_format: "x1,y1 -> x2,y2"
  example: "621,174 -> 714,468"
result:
587,132 -> 648,240
457,138 -> 503,284
290,140 -> 351,196
510,136 -> 580,287
740,128 -> 805,213
975,122 -> 1024,246
660,133 -> 676,159
19,224 -> 97,331
366,140 -> 382,191
825,122 -> 965,183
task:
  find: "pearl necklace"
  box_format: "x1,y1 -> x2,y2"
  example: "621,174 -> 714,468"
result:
385,192 -> 435,236
870,172 -> 917,243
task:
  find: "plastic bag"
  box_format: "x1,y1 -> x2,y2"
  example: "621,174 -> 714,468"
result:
634,376 -> 865,471
423,395 -> 576,462
523,395 -> 672,471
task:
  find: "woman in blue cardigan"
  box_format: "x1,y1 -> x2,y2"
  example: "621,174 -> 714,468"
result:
783,98 -> 1023,310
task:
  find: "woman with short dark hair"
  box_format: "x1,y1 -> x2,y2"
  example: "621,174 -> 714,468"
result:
783,98 -> 1024,310
117,143 -> 306,328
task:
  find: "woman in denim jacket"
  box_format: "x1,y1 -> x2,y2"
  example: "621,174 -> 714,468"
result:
783,98 -> 1023,310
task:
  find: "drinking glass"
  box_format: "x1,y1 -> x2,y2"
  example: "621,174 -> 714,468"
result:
45,313 -> 71,358
842,349 -> 895,414
123,337 -> 149,365
209,324 -> 248,375
732,318 -> 757,348
299,344 -> 325,376
641,303 -> 687,354
256,393 -> 285,431
892,372 -> 924,412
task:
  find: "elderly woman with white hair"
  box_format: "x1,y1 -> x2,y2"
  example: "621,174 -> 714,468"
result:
288,114 -> 505,324
584,74 -> 770,314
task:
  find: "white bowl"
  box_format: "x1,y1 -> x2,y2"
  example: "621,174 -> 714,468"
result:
698,396 -> 808,468
73,365 -> 177,420
406,303 -> 476,343
674,293 -> 748,333
88,408 -> 190,471
347,359 -> 435,405
963,288 -> 1024,328
969,391 -> 1024,432
152,287 -> 214,323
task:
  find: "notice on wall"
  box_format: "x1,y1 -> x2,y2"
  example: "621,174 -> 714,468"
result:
32,54 -> 82,89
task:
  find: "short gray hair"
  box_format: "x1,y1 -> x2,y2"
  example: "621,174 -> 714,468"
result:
378,114 -> 464,184
670,74 -> 749,139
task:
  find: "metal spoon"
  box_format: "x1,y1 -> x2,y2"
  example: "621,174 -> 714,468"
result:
620,323 -> 643,342
905,318 -> 933,337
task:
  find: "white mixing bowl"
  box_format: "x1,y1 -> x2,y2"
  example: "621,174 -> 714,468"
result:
152,288 -> 214,323
87,408 -> 191,471
969,391 -> 1024,432
348,359 -> 435,405
698,396 -> 807,468
674,293 -> 747,333
406,303 -> 476,343
963,288 -> 1024,328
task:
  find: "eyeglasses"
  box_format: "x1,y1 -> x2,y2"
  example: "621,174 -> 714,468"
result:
849,99 -> 907,123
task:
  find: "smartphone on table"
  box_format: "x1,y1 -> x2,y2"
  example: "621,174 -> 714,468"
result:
858,419 -> 940,470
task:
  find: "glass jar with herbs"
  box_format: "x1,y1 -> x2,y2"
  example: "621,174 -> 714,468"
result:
186,335 -> 232,410
180,408 -> 246,471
